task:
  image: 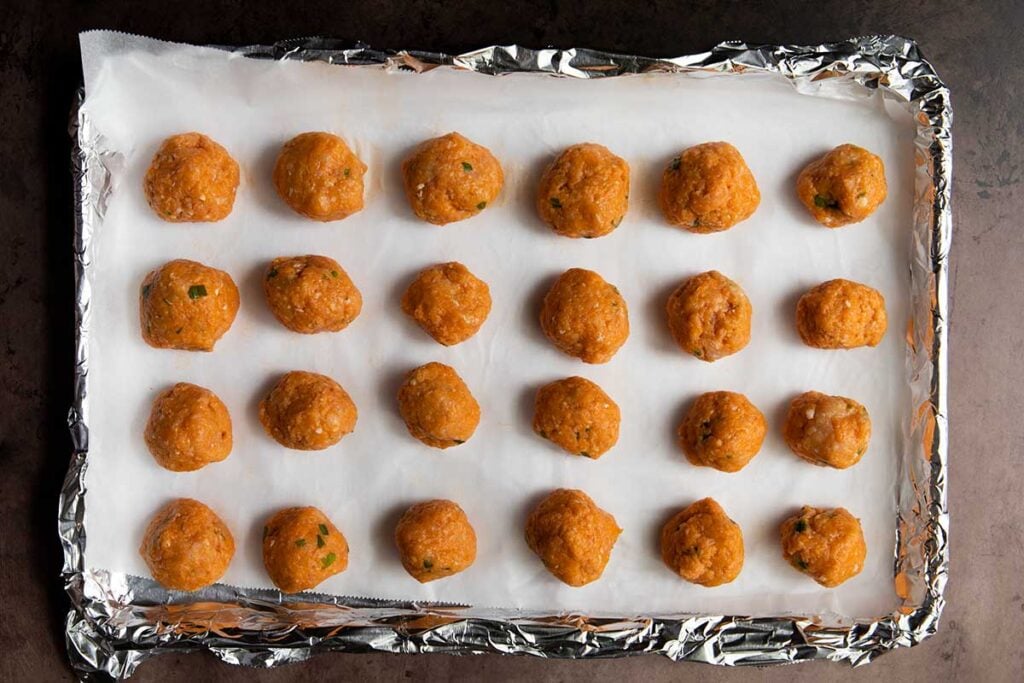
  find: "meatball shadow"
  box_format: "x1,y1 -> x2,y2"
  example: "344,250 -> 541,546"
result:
514,152 -> 555,236
377,365 -> 412,433
776,284 -> 808,345
389,140 -> 422,224
516,383 -> 541,440
645,277 -> 688,356
520,271 -> 559,348
244,513 -> 271,581
240,261 -> 282,331
664,396 -> 691,464
385,264 -> 430,346
649,504 -> 681,563
635,152 -> 673,223
370,501 -> 412,567
246,373 -> 283,430
250,140 -> 295,219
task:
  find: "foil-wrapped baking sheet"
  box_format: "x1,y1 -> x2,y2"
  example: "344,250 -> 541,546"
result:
62,32 -> 950,678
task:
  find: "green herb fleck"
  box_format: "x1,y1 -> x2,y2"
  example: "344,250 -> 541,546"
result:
579,451 -> 591,458
141,283 -> 152,299
692,348 -> 704,358
321,552 -> 337,568
423,558 -> 434,570
316,534 -> 325,548
295,538 -> 307,547
328,270 -> 338,279
699,420 -> 713,443
538,430 -> 548,439
188,284 -> 207,300
813,194 -> 838,209
857,191 -> 867,199
343,167 -> 351,177
549,197 -> 562,209
453,439 -> 466,445
476,201 -> 487,210
691,218 -> 701,228
461,161 -> 473,172
174,327 -> 183,335
318,523 -> 329,536
612,216 -> 623,228
670,157 -> 681,171
583,235 -> 594,239
267,268 -> 279,279
796,558 -> 809,570
794,519 -> 808,533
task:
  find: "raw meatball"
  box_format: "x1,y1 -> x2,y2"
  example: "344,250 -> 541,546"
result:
394,499 -> 477,582
784,391 -> 871,469
264,255 -> 362,334
796,279 -> 887,349
397,362 -> 480,449
259,371 -> 358,450
262,506 -> 349,593
536,143 -> 630,238
659,141 -> 760,233
401,132 -> 503,225
273,132 -> 367,221
525,488 -> 621,587
665,270 -> 751,362
140,259 -> 240,352
796,144 -> 887,227
401,262 -> 491,346
144,383 -> 232,472
139,498 -> 234,591
143,132 -> 239,223
533,376 -> 620,459
539,268 -> 629,364
661,498 -> 744,587
678,391 -> 766,473
780,506 -> 866,587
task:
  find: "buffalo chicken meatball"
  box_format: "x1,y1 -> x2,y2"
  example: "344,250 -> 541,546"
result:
780,506 -> 867,587
666,270 -> 751,361
397,362 -> 480,449
533,376 -> 620,459
536,143 -> 630,238
394,499 -> 477,582
659,141 -> 760,233
796,144 -> 887,227
262,506 -> 349,593
401,262 -> 491,346
539,268 -> 629,364
796,279 -> 887,349
144,383 -> 232,472
264,255 -> 362,334
525,488 -> 621,587
143,132 -> 239,223
661,498 -> 744,587
259,371 -> 358,450
401,132 -> 503,225
139,498 -> 235,591
140,259 -> 239,351
273,132 -> 367,221
679,391 -> 766,472
783,391 -> 871,469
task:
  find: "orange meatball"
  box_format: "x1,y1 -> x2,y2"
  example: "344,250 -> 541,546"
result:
780,506 -> 867,587
259,371 -> 358,450
539,268 -> 629,364
661,498 -> 744,587
139,498 -> 235,591
401,262 -> 491,346
139,259 -> 240,352
273,132 -> 367,221
536,143 -> 630,238
796,279 -> 887,349
659,142 -> 760,233
665,270 -> 751,362
397,362 -> 480,449
401,132 -> 503,225
783,391 -> 871,469
262,507 -> 349,593
394,499 -> 477,582
143,132 -> 239,223
533,376 -> 620,459
263,255 -> 362,334
678,391 -> 766,472
525,488 -> 621,587
144,383 -> 232,472
796,144 -> 887,227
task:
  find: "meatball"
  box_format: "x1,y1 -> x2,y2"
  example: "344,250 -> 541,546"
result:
401,132 -> 503,225
533,376 -> 620,459
659,141 -> 760,233
536,143 -> 630,238
263,255 -> 362,334
665,270 -> 751,362
796,279 -> 887,349
678,391 -> 766,472
273,132 -> 367,221
262,506 -> 349,593
143,132 -> 239,223
139,498 -> 234,591
394,499 -> 477,582
783,391 -> 871,469
539,268 -> 629,364
661,498 -> 744,587
796,144 -> 887,227
144,383 -> 232,472
780,506 -> 866,587
397,362 -> 480,449
140,259 -> 240,351
525,488 -> 621,587
259,371 -> 358,450
401,262 -> 491,346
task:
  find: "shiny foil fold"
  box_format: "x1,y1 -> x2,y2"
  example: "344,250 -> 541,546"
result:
63,34 -> 951,679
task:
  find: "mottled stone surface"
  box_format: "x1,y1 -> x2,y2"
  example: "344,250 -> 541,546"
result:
1,0 -> 1021,680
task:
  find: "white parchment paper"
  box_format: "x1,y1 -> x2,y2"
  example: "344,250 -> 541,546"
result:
80,32 -> 914,618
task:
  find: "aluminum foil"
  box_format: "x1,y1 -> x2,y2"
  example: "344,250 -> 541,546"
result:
62,34 -> 951,679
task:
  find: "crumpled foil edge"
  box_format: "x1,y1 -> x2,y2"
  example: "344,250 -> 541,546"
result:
62,33 -> 951,679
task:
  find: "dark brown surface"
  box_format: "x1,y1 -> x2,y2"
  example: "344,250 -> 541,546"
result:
1,0 -> 1022,680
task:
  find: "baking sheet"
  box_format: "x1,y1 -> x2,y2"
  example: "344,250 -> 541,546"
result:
79,32 -> 915,620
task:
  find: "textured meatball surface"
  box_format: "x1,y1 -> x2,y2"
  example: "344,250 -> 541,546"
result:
533,376 -> 620,459
780,506 -> 867,587
536,143 -> 630,238
679,391 -> 766,472
659,141 -> 760,233
259,371 -> 358,450
401,132 -> 503,225
525,488 -> 621,587
796,279 -> 887,349
539,268 -> 629,364
397,362 -> 480,449
661,498 -> 744,587
140,259 -> 239,352
401,262 -> 491,346
796,144 -> 887,227
144,132 -> 239,223
144,383 -> 232,472
395,499 -> 477,582
139,498 -> 235,591
273,132 -> 367,221
666,270 -> 751,362
784,391 -> 871,469
262,507 -> 349,593
264,255 -> 362,334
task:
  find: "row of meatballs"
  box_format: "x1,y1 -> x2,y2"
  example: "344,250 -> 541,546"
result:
140,258 -> 889,362
140,493 -> 867,595
145,131 -> 887,233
